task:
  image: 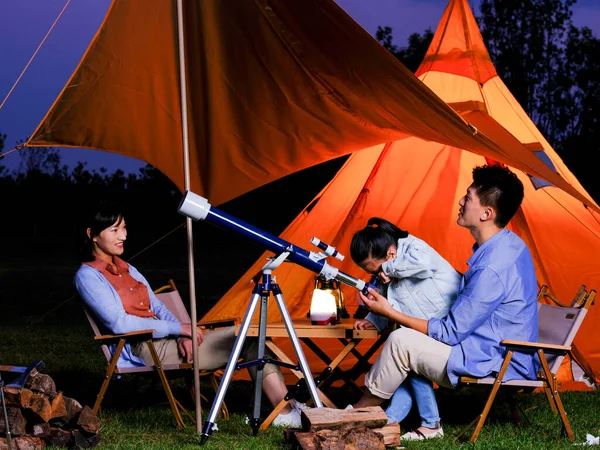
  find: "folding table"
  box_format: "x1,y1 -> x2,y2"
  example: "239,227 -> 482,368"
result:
236,318 -> 387,429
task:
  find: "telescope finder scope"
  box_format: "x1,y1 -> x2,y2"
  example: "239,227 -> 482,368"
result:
310,237 -> 344,261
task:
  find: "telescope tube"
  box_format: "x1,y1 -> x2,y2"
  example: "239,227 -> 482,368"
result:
178,191 -> 367,292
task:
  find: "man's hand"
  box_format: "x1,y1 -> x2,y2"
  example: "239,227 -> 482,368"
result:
179,323 -> 204,346
177,337 -> 193,363
359,288 -> 393,317
354,319 -> 377,330
359,288 -> 429,335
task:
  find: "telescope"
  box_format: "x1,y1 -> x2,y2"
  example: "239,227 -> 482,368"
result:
178,191 -> 379,295
178,191 -> 382,442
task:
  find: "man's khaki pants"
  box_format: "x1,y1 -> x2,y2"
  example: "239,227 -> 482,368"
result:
365,327 -> 453,399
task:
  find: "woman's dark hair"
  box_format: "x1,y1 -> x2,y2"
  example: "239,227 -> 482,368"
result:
350,217 -> 408,264
79,201 -> 126,262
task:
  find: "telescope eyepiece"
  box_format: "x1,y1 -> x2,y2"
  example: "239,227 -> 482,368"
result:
362,275 -> 382,295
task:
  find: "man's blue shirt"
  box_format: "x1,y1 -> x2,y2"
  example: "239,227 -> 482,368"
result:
428,229 -> 539,386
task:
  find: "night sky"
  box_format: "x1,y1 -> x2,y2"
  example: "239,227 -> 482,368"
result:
1,0 -> 599,174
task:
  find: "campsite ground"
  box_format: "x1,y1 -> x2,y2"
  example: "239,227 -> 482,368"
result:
1,243 -> 599,449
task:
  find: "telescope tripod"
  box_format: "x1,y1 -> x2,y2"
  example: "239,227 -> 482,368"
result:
200,253 -> 323,444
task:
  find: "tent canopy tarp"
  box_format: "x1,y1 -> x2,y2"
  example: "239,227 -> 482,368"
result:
26,0 -> 595,210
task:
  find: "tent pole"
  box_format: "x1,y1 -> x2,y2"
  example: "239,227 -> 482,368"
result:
176,0 -> 202,434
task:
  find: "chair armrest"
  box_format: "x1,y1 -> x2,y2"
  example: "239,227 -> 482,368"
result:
501,340 -> 570,354
94,329 -> 156,344
198,318 -> 239,330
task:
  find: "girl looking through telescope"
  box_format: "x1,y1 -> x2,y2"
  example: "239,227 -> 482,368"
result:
349,217 -> 461,440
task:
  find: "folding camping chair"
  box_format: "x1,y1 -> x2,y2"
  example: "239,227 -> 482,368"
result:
456,284 -> 596,444
83,279 -> 236,428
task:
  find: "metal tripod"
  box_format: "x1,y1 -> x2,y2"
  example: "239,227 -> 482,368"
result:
200,252 -> 323,444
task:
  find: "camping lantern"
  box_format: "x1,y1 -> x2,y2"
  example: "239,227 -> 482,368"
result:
310,275 -> 349,324
309,288 -> 337,325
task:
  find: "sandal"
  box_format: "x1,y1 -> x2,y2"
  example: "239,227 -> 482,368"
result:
401,427 -> 444,441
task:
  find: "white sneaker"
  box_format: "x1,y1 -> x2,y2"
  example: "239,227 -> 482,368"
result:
344,404 -> 353,410
272,407 -> 302,428
294,401 -> 310,410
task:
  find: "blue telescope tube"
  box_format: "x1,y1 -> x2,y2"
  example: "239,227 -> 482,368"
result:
178,191 -> 369,293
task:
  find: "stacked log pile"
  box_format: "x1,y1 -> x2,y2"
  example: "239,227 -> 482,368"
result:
287,406 -> 401,449
0,373 -> 100,449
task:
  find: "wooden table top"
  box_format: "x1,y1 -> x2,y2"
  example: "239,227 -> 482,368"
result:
236,318 -> 379,339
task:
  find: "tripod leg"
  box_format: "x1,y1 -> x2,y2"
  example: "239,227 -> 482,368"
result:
200,291 -> 261,445
273,290 -> 323,408
250,293 -> 269,435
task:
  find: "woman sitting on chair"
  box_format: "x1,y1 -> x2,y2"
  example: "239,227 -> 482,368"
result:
75,200 -> 301,427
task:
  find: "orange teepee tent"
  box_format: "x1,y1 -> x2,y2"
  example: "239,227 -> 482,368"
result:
204,0 -> 600,390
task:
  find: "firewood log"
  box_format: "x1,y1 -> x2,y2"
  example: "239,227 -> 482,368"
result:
60,397 -> 83,424
49,393 -> 66,421
72,429 -> 101,448
75,406 -> 100,435
45,428 -> 72,447
0,406 -> 27,436
25,393 -> 52,423
32,423 -> 51,439
0,436 -> 45,450
2,388 -> 33,409
293,424 -> 385,450
371,422 -> 400,447
25,375 -> 56,396
300,406 -> 388,431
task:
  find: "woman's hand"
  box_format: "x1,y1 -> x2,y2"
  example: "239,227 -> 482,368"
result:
377,271 -> 391,284
359,288 -> 393,317
177,337 -> 193,363
354,319 -> 376,330
179,323 -> 204,346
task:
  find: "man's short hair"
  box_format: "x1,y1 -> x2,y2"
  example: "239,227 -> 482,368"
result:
472,165 -> 524,228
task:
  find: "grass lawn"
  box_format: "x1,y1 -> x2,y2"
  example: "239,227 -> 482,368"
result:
80,388 -> 600,450
1,254 -> 599,449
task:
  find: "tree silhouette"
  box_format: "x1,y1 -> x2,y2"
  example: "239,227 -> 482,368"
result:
479,0 -> 575,143
478,0 -> 599,201
376,26 -> 433,73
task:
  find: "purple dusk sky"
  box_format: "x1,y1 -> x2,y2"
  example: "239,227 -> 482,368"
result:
1,0 -> 599,174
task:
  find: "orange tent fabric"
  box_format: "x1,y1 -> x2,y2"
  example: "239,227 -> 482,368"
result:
25,0 -> 594,209
205,0 -> 600,389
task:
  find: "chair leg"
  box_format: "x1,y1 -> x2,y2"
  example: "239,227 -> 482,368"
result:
507,391 -> 533,427
174,398 -> 195,425
93,339 -> 127,414
538,350 -> 574,440
456,351 -> 514,444
550,389 -> 574,440
146,340 -> 186,429
544,387 -> 558,413
260,398 -> 288,430
506,393 -> 521,425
